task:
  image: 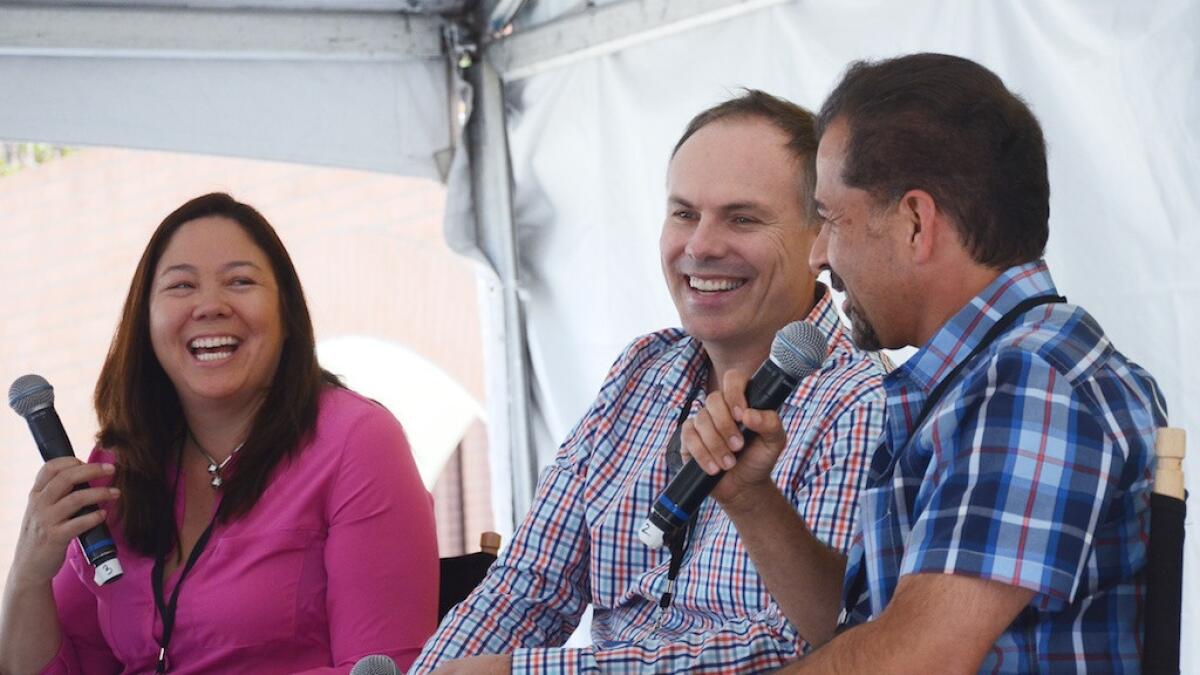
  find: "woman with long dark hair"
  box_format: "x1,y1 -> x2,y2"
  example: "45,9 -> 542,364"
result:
0,193 -> 438,673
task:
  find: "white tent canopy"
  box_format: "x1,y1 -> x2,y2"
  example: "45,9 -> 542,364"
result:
0,2 -> 453,177
3,0 -> 1196,668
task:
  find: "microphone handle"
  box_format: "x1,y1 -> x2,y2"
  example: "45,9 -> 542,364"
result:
662,412 -> 781,516
742,359 -> 802,412
639,360 -> 801,547
27,407 -> 77,462
25,407 -> 123,584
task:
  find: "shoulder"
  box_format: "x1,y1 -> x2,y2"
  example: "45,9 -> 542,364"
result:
595,328 -> 695,397
555,328 -> 694,461
315,385 -> 399,427
305,386 -> 425,494
957,304 -> 1164,446
992,303 -> 1108,378
309,386 -> 411,457
610,328 -> 692,375
805,326 -> 890,418
988,304 -> 1160,411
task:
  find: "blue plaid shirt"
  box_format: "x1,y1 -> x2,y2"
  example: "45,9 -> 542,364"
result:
413,288 -> 888,674
839,261 -> 1167,673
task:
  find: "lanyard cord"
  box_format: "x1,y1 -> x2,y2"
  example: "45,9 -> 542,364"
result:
658,376 -> 705,617
904,294 -> 1067,446
151,443 -> 222,673
864,294 -> 1067,485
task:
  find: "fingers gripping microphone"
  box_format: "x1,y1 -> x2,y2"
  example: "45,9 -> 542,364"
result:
638,322 -> 829,548
8,374 -> 124,585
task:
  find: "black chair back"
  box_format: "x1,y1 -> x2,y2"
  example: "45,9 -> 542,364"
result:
438,532 -> 500,621
1143,427 -> 1186,675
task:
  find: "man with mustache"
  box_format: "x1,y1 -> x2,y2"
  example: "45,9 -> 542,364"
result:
412,91 -> 888,674
685,54 -> 1168,673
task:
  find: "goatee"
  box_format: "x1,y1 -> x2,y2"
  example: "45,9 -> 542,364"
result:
830,271 -> 884,351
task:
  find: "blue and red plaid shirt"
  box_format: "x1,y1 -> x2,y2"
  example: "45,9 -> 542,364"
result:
839,260 -> 1167,673
412,287 -> 888,674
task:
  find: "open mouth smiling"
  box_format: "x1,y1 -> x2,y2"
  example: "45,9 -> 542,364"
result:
687,275 -> 747,293
188,335 -> 242,362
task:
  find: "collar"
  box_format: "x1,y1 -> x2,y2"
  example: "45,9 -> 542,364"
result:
887,260 -> 1059,396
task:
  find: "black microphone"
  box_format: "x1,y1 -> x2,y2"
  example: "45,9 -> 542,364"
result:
349,655 -> 399,675
638,321 -> 829,548
8,374 -> 123,585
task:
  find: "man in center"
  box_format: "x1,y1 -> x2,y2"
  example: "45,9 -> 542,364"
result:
412,90 -> 888,674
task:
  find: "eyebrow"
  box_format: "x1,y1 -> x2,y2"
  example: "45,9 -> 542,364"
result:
159,261 -> 263,277
668,196 -> 770,214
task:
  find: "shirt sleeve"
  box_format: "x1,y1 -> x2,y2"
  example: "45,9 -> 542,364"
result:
317,405 -> 439,673
409,403 -> 599,674
899,349 -> 1126,611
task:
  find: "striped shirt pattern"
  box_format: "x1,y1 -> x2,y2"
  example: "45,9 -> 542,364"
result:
413,288 -> 888,674
839,261 -> 1167,673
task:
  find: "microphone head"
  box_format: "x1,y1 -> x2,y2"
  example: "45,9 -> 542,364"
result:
8,374 -> 55,419
770,322 -> 829,379
349,655 -> 399,675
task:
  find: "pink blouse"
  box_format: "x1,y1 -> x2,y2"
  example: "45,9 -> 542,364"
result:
45,387 -> 438,674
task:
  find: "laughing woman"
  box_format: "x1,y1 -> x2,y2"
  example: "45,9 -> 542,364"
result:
0,193 -> 438,673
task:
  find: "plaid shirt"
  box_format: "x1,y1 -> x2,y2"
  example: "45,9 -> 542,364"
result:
839,261 -> 1168,673
413,287 -> 887,674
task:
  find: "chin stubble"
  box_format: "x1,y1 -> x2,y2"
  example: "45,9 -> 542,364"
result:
830,270 -> 884,351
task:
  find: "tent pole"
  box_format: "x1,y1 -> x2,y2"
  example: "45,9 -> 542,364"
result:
463,54 -> 538,525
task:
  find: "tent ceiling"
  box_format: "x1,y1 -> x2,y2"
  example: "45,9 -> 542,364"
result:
0,4 -> 444,60
492,0 -> 787,81
9,0 -> 470,13
0,0 -> 455,175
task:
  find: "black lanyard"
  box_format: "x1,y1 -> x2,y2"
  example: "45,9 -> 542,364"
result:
657,376 -> 705,617
151,449 -> 222,673
842,293 -> 1065,625
906,293 -> 1067,449
865,293 -> 1067,484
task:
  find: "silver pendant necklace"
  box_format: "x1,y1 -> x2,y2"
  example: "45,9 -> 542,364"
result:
188,433 -> 244,489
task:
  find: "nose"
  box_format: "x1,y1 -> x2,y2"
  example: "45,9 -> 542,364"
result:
809,222 -> 831,276
191,286 -> 231,320
684,215 -> 728,261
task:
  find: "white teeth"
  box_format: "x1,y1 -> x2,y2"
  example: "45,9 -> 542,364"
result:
195,350 -> 234,362
688,276 -> 745,292
188,336 -> 240,349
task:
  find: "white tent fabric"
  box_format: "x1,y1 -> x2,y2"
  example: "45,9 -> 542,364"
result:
317,336 -> 485,489
0,5 -> 451,178
499,0 -> 1199,668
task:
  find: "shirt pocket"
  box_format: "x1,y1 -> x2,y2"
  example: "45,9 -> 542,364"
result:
181,528 -> 319,649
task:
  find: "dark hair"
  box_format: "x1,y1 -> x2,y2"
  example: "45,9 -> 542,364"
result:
672,89 -> 821,223
816,53 -> 1049,268
95,192 -> 341,557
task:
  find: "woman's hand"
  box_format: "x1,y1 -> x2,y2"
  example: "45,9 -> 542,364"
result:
680,368 -> 790,512
9,457 -> 119,586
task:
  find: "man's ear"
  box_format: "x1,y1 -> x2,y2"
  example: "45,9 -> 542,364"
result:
899,189 -> 940,264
